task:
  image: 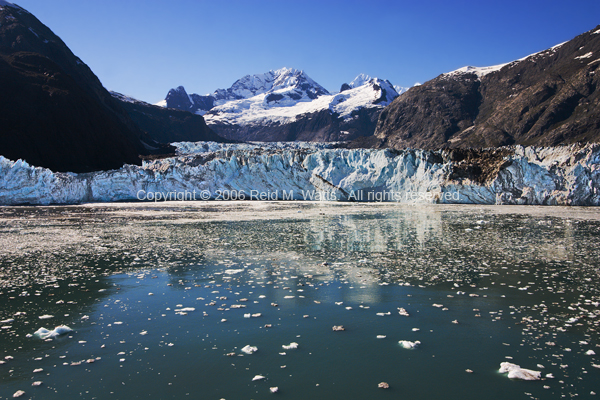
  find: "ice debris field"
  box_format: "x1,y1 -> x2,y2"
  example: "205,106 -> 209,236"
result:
0,203 -> 599,399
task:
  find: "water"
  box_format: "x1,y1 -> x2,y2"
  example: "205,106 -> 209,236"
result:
0,202 -> 599,399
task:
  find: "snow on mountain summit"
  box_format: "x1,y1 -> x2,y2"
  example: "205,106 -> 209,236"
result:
203,73 -> 399,127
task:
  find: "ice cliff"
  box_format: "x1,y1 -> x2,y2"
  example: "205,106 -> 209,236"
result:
0,142 -> 598,206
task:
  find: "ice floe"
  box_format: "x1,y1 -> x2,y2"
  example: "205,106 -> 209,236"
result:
33,325 -> 73,339
241,345 -> 258,354
399,340 -> 421,349
499,362 -> 541,380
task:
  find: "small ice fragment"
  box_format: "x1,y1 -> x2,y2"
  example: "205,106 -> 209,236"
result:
282,342 -> 298,350
241,345 -> 258,354
332,325 -> 345,331
31,381 -> 42,386
499,362 -> 541,380
537,364 -> 545,369
252,375 -> 265,381
465,369 -> 473,373
398,308 -> 409,316
140,331 -> 148,336
378,382 -> 390,389
270,386 -> 279,393
399,340 -> 420,349
376,312 -> 391,316
13,390 -> 25,398
452,320 -> 459,324
251,313 -> 261,318
33,368 -> 43,373
1,319 -> 14,324
244,314 -> 251,318
412,328 -> 420,331
586,350 -> 596,355
38,315 -> 53,320
221,319 -> 227,323
167,343 -> 174,347
546,373 -> 555,378
113,321 -> 123,325
376,335 -> 386,339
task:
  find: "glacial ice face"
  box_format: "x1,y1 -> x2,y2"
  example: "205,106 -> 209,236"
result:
0,142 -> 598,206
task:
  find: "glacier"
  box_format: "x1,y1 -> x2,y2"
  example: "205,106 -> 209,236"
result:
0,142 -> 598,206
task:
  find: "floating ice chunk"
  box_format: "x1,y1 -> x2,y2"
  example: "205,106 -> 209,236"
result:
397,308 -> 409,316
332,325 -> 345,331
1,319 -> 14,324
34,325 -> 73,339
270,387 -> 279,393
378,382 -> 390,389
376,312 -> 391,316
38,315 -> 54,320
140,331 -> 148,335
499,362 -> 541,380
377,335 -> 386,339
399,340 -> 420,349
537,364 -> 545,369
175,307 -> 195,313
546,373 -> 555,378
566,317 -> 579,324
282,342 -> 298,350
284,296 -> 295,299
412,328 -> 420,331
586,350 -> 596,355
244,314 -> 251,318
241,345 -> 258,354
31,382 -> 42,386
33,368 -> 43,373
12,390 -> 25,398
251,313 -> 262,318
224,269 -> 244,275
252,375 -> 265,381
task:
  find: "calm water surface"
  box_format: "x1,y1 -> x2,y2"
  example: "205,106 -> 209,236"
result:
0,203 -> 599,399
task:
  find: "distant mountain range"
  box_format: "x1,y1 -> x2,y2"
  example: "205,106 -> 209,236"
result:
162,68 -> 401,142
372,25 -> 600,149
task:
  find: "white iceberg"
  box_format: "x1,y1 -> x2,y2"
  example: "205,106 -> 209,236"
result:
398,340 -> 421,349
252,375 -> 265,381
241,345 -> 258,355
33,325 -> 73,339
282,342 -> 298,350
499,362 -> 541,380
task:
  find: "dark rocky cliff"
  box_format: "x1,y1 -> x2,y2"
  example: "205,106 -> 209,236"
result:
0,3 -> 170,172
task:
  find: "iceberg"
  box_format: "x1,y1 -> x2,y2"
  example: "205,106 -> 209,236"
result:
398,340 -> 420,349
33,325 -> 73,339
499,362 -> 541,380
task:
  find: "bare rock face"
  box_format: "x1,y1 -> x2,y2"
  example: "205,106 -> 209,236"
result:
375,25 -> 600,150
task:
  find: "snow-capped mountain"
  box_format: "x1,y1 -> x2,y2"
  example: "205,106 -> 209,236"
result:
166,68 -> 329,116
164,68 -> 400,142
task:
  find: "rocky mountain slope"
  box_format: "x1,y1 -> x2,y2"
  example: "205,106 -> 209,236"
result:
110,92 -> 229,144
374,25 -> 600,150
164,68 -> 400,142
0,1 -> 174,173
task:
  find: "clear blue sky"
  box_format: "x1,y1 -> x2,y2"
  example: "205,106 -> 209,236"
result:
15,0 -> 600,104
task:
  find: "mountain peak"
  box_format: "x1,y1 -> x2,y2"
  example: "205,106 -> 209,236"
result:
349,73 -> 372,88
